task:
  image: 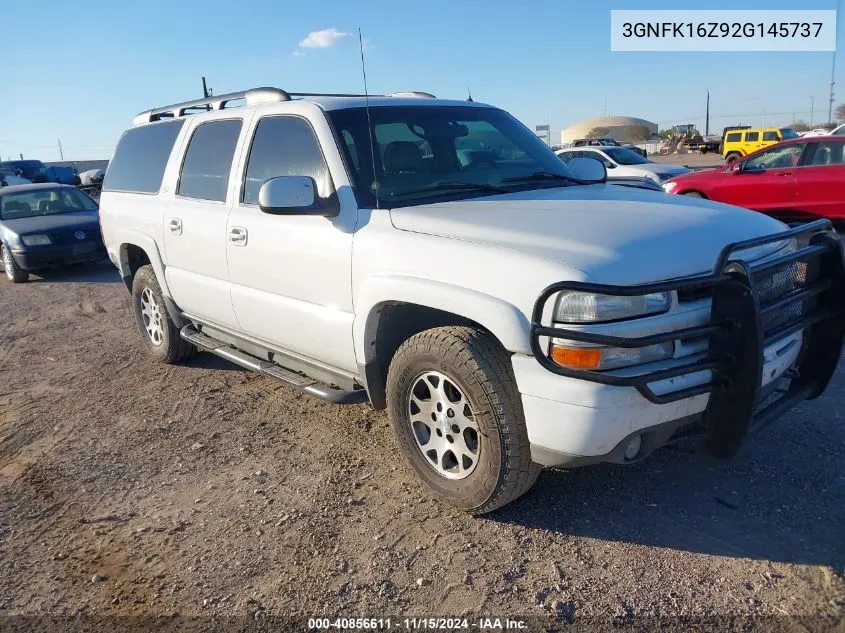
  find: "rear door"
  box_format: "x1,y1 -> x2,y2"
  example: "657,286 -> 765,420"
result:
161,117 -> 245,328
710,143 -> 805,213
743,130 -> 762,154
793,139 -> 845,218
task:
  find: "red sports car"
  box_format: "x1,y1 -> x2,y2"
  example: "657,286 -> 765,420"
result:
662,137 -> 845,220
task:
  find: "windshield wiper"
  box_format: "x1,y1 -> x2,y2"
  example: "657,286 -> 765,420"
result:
502,171 -> 582,185
391,181 -> 510,198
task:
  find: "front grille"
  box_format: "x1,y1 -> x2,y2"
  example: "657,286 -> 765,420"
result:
50,230 -> 101,246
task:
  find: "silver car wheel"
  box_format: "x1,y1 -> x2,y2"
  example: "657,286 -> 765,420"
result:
408,371 -> 480,480
139,287 -> 164,346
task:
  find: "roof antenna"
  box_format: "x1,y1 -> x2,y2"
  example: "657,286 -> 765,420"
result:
358,28 -> 379,209
466,85 -> 473,102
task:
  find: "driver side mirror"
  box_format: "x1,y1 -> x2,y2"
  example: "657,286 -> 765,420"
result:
567,157 -> 607,183
258,176 -> 338,217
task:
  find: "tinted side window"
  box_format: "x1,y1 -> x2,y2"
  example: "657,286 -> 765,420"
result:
103,119 -> 185,193
242,116 -> 332,204
762,131 -> 779,141
177,119 -> 243,202
808,141 -> 845,166
726,133 -> 742,143
745,132 -> 760,142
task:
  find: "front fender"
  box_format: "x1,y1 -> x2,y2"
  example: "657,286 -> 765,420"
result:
354,274 -> 531,364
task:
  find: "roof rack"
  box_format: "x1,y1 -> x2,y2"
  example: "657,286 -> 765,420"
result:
387,91 -> 437,98
133,87 -> 290,125
133,87 -> 438,125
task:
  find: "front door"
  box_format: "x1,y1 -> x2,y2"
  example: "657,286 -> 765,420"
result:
226,112 -> 357,372
162,118 -> 244,328
713,143 -> 804,214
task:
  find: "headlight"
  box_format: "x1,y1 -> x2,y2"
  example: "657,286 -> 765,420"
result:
662,181 -> 678,193
549,341 -> 674,371
21,234 -> 51,246
554,291 -> 671,323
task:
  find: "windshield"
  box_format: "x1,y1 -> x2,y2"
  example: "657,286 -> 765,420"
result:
603,147 -> 651,165
780,128 -> 800,140
0,187 -> 98,220
327,105 -> 577,207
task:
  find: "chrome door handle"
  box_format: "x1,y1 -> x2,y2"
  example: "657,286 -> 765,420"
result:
169,218 -> 182,234
228,226 -> 247,246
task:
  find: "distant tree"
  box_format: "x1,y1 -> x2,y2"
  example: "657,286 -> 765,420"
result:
658,129 -> 673,138
836,104 -> 845,122
791,120 -> 810,132
622,125 -> 652,143
585,127 -> 610,139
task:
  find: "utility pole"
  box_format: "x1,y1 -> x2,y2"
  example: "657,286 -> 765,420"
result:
604,96 -> 607,117
811,96 -> 815,126
57,138 -> 64,161
19,153 -> 23,160
829,0 -> 840,124
705,90 -> 710,136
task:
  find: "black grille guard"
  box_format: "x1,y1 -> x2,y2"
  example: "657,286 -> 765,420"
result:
529,219 -> 845,454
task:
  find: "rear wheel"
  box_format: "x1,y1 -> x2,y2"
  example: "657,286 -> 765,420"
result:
2,243 -> 29,283
131,265 -> 194,363
682,191 -> 706,198
386,326 -> 541,514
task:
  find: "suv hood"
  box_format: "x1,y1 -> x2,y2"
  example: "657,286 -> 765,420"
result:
389,185 -> 788,284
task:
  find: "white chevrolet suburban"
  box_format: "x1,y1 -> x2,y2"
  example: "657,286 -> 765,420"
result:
100,87 -> 845,514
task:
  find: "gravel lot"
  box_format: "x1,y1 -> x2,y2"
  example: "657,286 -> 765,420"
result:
0,261 -> 843,631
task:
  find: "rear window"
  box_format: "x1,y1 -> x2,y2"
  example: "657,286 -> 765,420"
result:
726,133 -> 742,142
103,119 -> 185,194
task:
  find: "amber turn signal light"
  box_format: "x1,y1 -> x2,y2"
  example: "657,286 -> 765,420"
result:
549,345 -> 602,370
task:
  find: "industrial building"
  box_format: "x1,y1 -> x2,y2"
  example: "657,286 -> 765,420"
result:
560,116 -> 658,145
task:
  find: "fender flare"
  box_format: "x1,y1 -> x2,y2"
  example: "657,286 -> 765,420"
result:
115,229 -> 172,298
354,274 -> 532,365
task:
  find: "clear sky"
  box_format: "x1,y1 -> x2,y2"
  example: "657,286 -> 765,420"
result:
3,0 -> 844,160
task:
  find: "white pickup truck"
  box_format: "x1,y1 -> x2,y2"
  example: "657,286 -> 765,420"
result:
99,87 -> 845,514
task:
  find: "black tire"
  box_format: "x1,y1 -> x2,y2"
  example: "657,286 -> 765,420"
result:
682,191 -> 706,198
2,243 -> 29,283
131,265 -> 195,364
386,326 -> 541,514
725,152 -> 742,164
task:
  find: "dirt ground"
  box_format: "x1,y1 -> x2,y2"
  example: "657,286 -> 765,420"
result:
0,261 -> 843,632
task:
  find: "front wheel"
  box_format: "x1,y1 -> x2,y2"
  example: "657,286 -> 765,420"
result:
2,243 -> 29,283
725,152 -> 742,164
386,326 -> 541,514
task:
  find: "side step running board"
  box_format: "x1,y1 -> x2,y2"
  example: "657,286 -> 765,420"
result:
180,325 -> 368,405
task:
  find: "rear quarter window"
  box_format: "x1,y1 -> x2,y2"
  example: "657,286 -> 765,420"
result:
103,119 -> 185,194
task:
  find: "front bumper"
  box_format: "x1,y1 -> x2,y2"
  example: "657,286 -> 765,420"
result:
525,219 -> 845,463
11,242 -> 107,271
